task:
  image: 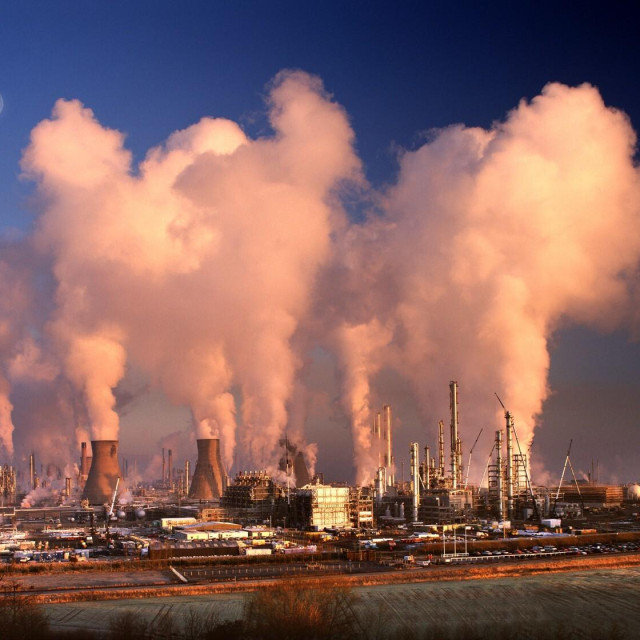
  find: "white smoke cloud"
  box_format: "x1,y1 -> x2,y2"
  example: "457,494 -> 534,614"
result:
1,75 -> 639,488
332,82 -> 640,482
18,70 -> 361,477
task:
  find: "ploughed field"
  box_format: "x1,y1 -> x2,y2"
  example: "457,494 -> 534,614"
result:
41,564 -> 640,639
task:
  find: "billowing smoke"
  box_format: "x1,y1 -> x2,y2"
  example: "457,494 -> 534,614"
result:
0,241 -> 59,458
332,320 -> 394,485
19,70 -> 361,474
2,76 -> 640,486
330,82 -> 640,482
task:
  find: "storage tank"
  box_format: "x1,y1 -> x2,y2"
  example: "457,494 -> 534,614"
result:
627,483 -> 640,502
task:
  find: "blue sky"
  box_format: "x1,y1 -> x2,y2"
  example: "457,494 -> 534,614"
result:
3,1 -> 639,229
1,1 -> 640,483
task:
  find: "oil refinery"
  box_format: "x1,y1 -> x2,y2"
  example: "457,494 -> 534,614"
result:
2,380 -> 640,568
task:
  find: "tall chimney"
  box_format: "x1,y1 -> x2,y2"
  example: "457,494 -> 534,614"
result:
374,411 -> 382,467
375,466 -> 386,502
383,404 -> 393,486
162,448 -> 166,487
29,453 -> 35,490
410,442 -> 420,522
80,443 -> 87,476
168,449 -> 173,488
495,430 -> 504,522
449,381 -> 459,489
83,440 -> 122,505
438,420 -> 445,479
424,445 -> 431,490
185,460 -> 190,494
188,438 -> 226,500
506,411 -> 514,520
65,477 -> 72,497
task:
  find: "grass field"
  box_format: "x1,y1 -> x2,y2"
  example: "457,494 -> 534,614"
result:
41,565 -> 640,638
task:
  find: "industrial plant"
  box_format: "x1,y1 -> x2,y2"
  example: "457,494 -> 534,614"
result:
2,380 -> 640,568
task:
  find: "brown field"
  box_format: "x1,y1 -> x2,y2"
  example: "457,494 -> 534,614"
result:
39,560 -> 640,639
11,552 -> 640,604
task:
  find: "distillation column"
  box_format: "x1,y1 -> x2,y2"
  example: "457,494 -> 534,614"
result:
410,442 -> 420,522
383,405 -> 394,486
449,381 -> 463,489
423,445 -> 431,490
375,467 -> 386,502
505,411 -> 514,521
375,411 -> 382,467
438,420 -> 445,481
495,430 -> 504,522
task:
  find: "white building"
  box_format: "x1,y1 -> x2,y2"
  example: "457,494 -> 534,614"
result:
295,484 -> 351,530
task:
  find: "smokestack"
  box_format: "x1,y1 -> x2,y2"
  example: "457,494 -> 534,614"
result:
168,449 -> 173,488
410,442 -> 420,522
375,466 -> 385,502
185,460 -> 190,494
188,438 -> 226,500
374,411 -> 382,467
424,445 -> 431,490
29,452 -> 35,490
383,404 -> 393,486
449,381 -> 460,489
162,447 -> 166,487
506,411 -> 514,520
438,420 -> 445,479
495,430 -> 504,522
82,440 -> 122,505
65,477 -> 72,497
80,442 -> 89,476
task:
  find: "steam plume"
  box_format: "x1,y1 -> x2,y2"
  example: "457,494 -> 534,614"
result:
20,70 -> 361,474
333,82 -> 640,481
2,76 -> 639,486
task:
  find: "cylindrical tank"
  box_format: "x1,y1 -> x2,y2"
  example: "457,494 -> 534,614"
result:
627,484 -> 640,502
82,440 -> 122,505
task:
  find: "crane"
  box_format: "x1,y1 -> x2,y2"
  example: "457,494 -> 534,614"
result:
464,428 -> 483,490
479,441 -> 496,490
494,394 -> 540,522
109,476 -> 120,520
104,477 -> 120,542
552,440 -> 585,515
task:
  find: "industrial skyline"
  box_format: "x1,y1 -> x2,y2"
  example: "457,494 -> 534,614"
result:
1,3 -> 640,486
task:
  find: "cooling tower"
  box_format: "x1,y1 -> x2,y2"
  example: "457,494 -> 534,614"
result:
188,438 -> 226,500
82,440 -> 121,505
293,451 -> 311,487
279,438 -> 311,487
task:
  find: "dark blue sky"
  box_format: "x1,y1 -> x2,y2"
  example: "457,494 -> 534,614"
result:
2,1 -> 640,229
1,1 -> 639,481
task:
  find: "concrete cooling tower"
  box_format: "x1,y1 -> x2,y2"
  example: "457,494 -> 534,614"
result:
279,439 -> 311,487
188,438 -> 226,500
82,440 -> 121,505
